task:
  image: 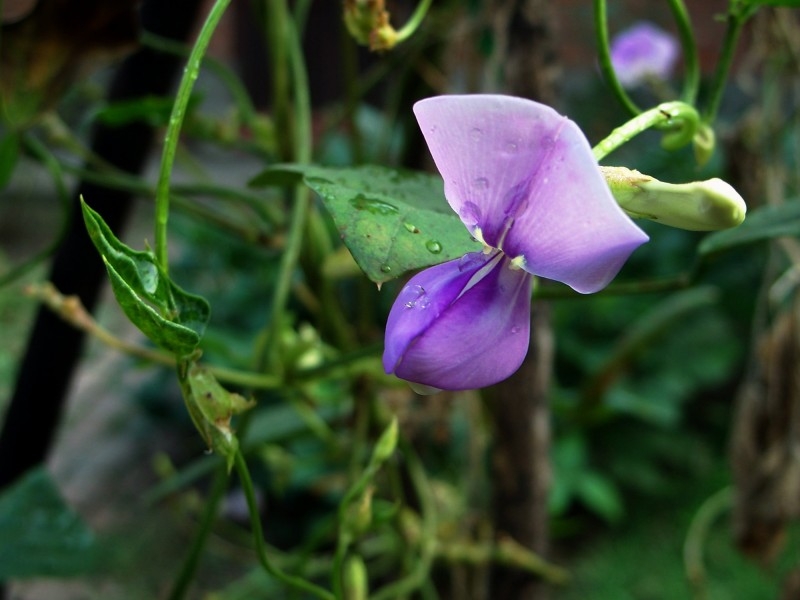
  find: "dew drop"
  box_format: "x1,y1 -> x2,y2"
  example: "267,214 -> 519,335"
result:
403,222 -> 420,233
473,177 -> 490,190
469,127 -> 483,141
404,285 -> 430,309
306,176 -> 334,187
380,264 -> 392,273
425,240 -> 442,254
460,202 -> 482,229
350,193 -> 400,216
505,140 -> 519,153
458,253 -> 482,272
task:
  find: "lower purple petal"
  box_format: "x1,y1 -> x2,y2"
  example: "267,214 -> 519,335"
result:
383,252 -> 533,391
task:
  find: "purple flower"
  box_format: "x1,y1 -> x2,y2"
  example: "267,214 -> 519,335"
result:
383,95 -> 648,392
610,22 -> 679,88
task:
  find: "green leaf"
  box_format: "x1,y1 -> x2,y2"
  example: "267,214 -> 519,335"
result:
0,468 -> 97,578
81,198 -> 210,355
252,164 -> 479,283
698,201 -> 800,257
576,472 -> 624,524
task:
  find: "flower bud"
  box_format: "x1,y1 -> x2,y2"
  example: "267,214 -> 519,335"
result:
342,486 -> 374,538
602,166 -> 745,231
182,363 -> 255,471
370,417 -> 398,466
342,555 -> 369,600
343,0 -> 398,51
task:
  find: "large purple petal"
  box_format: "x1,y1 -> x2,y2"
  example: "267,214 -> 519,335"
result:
414,95 -> 563,249
414,94 -> 648,294
383,251 -> 533,391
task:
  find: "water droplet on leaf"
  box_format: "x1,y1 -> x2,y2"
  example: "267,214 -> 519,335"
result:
380,264 -> 392,273
425,240 -> 442,254
306,176 -> 334,187
403,222 -> 420,233
350,194 -> 399,216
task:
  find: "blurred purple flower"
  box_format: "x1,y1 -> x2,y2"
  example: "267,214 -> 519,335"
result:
383,95 -> 648,392
610,22 -> 679,88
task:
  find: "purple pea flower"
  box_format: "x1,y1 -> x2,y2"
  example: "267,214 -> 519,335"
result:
610,22 -> 680,89
383,95 -> 648,392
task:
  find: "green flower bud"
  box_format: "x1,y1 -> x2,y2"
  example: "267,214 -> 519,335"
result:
602,166 -> 746,231
370,416 -> 398,467
181,362 -> 255,471
343,0 -> 398,51
342,555 -> 369,600
343,485 -> 374,538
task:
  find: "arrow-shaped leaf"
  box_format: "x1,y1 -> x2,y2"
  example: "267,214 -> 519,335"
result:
252,164 -> 479,284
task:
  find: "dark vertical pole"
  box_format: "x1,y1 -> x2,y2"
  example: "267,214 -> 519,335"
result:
0,0 -> 205,490
485,1 -> 559,598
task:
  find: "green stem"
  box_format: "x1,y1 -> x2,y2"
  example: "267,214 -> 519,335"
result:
667,0 -> 699,105
702,8 -> 748,124
32,277 -> 381,390
0,134 -> 71,287
394,0 -> 435,43
266,0 -> 294,160
234,451 -> 336,600
154,0 -> 232,274
371,442 -> 437,600
139,31 -> 260,136
59,161 -> 284,233
331,534 -> 351,600
259,0 -> 314,369
166,463 -> 229,600
592,101 -> 700,161
683,486 -> 732,598
593,0 -> 640,117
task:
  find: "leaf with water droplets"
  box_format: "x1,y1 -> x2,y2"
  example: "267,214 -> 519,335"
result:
251,164 -> 479,283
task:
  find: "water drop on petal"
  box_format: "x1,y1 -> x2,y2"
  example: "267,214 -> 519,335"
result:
403,284 -> 429,309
